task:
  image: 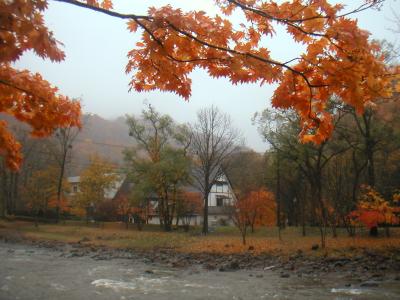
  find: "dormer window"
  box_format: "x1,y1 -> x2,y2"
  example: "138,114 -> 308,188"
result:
216,195 -> 224,207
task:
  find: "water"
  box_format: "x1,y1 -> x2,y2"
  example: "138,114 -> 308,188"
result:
0,242 -> 399,300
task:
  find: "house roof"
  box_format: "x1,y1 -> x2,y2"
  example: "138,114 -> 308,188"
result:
66,174 -> 126,200
67,176 -> 80,183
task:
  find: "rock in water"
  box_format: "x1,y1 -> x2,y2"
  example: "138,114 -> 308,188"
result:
360,281 -> 379,288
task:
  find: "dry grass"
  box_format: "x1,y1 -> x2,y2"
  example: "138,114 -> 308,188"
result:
1,219 -> 399,257
0,220 -> 196,250
179,235 -> 400,257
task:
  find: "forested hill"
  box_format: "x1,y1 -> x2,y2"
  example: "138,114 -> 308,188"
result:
71,114 -> 135,172
0,113 -> 136,175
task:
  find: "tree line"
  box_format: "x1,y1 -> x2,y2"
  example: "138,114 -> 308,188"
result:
3,94 -> 399,248
254,94 -> 400,246
1,0 -> 400,246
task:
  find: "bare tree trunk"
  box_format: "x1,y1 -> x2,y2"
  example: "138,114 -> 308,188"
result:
385,225 -> 390,237
369,226 -> 378,237
317,179 -> 327,248
203,195 -> 209,235
135,216 -> 143,231
331,221 -> 337,238
241,227 -> 247,245
251,218 -> 255,233
56,149 -> 67,223
190,106 -> 241,236
319,224 -> 326,249
276,151 -> 282,240
301,194 -> 306,237
0,166 -> 7,217
35,210 -> 39,228
363,112 -> 376,188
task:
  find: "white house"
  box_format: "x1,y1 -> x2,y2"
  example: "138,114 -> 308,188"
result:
205,172 -> 236,226
67,170 -> 237,226
67,174 -> 126,200
147,171 -> 236,226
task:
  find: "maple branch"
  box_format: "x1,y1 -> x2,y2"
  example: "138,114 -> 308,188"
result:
227,0 -> 385,23
164,20 -> 319,89
336,1 -> 385,18
0,78 -> 34,95
226,0 -> 327,38
54,0 -> 385,136
0,79 -> 67,113
54,0 -> 321,91
53,0 -> 151,21
226,0 -> 385,63
135,19 -> 225,64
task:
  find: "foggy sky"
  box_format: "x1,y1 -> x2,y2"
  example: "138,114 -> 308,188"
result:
15,0 -> 400,152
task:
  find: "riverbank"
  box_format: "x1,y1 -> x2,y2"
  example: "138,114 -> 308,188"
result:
2,242 -> 399,300
1,220 -> 400,282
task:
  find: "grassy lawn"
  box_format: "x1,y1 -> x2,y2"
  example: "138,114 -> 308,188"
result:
0,220 -> 197,250
1,219 -> 399,257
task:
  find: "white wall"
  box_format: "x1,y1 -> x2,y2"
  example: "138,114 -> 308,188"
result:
207,174 -> 235,207
147,215 -> 232,227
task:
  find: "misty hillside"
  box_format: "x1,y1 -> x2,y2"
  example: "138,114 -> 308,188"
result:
0,113 -> 135,175
70,114 -> 135,173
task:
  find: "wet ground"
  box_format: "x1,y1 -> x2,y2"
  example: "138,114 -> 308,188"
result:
0,242 -> 399,300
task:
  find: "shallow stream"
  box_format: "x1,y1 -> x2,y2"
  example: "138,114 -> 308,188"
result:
1,242 -> 399,300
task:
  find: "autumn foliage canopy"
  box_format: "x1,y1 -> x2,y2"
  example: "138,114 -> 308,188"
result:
0,0 -> 81,170
1,0 -> 398,170
235,188 -> 276,227
350,186 -> 399,230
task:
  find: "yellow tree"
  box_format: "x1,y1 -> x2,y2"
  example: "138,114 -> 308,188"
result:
76,156 -> 118,222
231,187 -> 276,244
116,196 -> 133,229
176,191 -> 203,228
244,188 -> 276,233
23,165 -> 66,226
351,185 -> 396,236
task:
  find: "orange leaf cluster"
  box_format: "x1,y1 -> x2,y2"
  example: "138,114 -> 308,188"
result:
116,195 -> 154,221
179,191 -> 203,215
48,196 -> 70,214
116,196 -> 133,216
126,5 -> 280,99
125,0 -> 395,143
2,0 -> 397,169
350,186 -> 399,229
85,0 -> 113,10
234,188 -> 276,228
0,0 -> 82,170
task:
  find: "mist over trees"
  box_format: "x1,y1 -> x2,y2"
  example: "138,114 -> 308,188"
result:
1,1 -> 400,251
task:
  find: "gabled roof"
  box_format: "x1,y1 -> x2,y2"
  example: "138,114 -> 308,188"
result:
67,176 -> 80,183
66,174 -> 126,200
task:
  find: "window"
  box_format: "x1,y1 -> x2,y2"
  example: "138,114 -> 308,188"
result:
216,196 -> 224,207
73,185 -> 78,193
215,181 -> 224,192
